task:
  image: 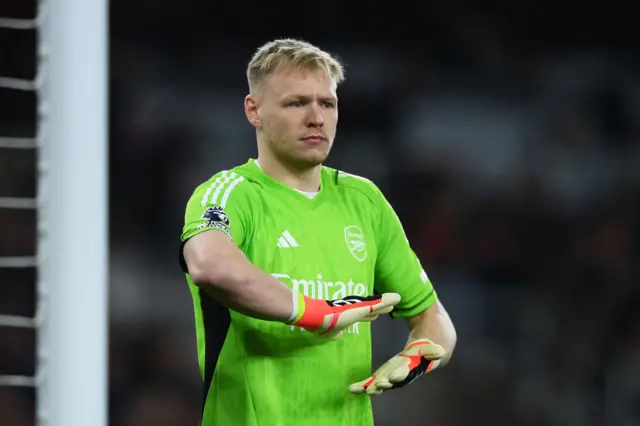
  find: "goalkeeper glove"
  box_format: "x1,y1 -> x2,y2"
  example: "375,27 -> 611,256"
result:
288,292 -> 401,339
349,338 -> 445,395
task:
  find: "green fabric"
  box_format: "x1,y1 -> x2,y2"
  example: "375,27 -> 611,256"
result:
181,159 -> 437,426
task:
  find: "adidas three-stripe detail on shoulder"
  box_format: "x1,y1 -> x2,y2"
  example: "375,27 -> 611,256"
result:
201,171 -> 246,207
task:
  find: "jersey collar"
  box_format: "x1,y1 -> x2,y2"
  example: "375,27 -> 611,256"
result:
247,158 -> 330,210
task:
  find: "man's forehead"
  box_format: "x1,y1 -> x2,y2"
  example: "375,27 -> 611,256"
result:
266,65 -> 337,92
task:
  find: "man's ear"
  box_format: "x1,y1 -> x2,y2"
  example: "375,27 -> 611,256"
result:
244,94 -> 261,128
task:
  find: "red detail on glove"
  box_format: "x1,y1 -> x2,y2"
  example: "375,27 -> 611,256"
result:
399,354 -> 423,370
293,297 -> 332,331
363,376 -> 376,388
405,340 -> 433,350
400,340 -> 434,370
321,312 -> 341,335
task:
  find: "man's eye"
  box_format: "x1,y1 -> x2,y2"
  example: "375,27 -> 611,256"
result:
288,101 -> 303,107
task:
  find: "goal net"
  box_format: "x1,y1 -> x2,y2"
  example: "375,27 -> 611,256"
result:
0,1 -> 108,425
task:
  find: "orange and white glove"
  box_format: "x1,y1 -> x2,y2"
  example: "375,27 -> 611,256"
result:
350,338 -> 445,395
288,292 -> 401,339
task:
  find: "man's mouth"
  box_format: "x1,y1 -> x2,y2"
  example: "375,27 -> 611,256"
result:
301,136 -> 327,144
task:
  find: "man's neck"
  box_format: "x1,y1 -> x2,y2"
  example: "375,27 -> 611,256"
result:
256,154 -> 321,192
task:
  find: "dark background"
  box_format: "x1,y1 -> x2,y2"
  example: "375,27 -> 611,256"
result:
1,1 -> 639,425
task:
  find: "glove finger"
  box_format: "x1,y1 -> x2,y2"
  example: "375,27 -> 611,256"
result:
322,329 -> 344,340
329,305 -> 377,330
372,305 -> 394,315
366,385 -> 385,396
375,379 -> 394,390
338,293 -> 399,324
359,314 -> 378,322
330,294 -> 399,329
419,343 -> 446,360
349,377 -> 373,394
388,364 -> 411,383
371,293 -> 401,314
323,294 -> 401,337
360,304 -> 394,321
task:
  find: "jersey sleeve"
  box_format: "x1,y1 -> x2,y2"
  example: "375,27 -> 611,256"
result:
373,188 -> 438,318
181,171 -> 253,250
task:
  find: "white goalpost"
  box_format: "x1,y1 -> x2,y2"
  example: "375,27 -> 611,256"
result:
0,1 -> 109,425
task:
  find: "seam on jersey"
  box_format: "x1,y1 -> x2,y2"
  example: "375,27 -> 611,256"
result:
238,180 -> 261,253
336,175 -> 378,206
229,322 -> 260,426
337,172 -> 387,263
235,325 -> 260,425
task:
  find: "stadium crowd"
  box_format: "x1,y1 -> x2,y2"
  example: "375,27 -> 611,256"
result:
1,2 -> 638,425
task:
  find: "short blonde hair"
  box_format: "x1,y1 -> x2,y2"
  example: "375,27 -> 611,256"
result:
247,38 -> 345,91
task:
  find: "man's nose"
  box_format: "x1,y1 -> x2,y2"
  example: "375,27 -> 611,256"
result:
305,104 -> 324,127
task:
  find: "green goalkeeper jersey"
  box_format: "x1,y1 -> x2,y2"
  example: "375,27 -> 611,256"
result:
179,159 -> 437,426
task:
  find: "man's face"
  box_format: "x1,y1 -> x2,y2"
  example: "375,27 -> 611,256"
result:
248,66 -> 338,170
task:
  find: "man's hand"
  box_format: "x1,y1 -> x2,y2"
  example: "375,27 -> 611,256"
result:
290,293 -> 401,339
349,338 -> 445,395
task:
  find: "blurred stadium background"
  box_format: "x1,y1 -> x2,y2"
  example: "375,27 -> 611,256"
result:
1,1 -> 639,425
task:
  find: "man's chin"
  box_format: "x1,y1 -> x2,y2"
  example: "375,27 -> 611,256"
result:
303,150 -> 330,166
288,150 -> 329,169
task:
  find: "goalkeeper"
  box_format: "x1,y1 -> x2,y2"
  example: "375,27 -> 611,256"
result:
179,38 -> 457,426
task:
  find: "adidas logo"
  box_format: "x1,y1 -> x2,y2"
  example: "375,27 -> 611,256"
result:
277,230 -> 299,248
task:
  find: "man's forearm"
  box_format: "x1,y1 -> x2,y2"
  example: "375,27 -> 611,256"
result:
197,261 -> 297,322
406,300 -> 457,365
185,234 -> 296,322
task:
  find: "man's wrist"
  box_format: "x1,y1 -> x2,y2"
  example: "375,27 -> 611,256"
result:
286,290 -> 306,324
286,293 -> 331,332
